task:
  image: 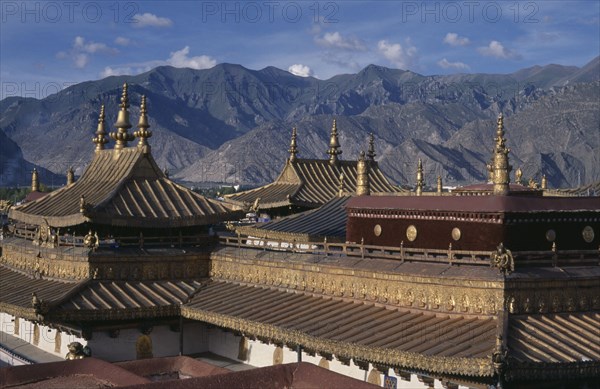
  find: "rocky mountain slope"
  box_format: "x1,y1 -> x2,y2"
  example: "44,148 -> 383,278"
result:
1,57 -> 598,188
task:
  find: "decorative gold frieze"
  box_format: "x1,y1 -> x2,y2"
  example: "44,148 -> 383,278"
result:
210,253 -> 504,315
1,244 -> 90,280
506,279 -> 599,314
1,240 -> 210,281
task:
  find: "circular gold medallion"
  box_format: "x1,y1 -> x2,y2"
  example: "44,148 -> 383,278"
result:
545,229 -> 556,242
451,227 -> 461,241
582,226 -> 594,243
406,225 -> 417,242
374,224 -> 382,237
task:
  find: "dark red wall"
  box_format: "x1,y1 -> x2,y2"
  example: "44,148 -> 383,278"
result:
346,211 -> 599,252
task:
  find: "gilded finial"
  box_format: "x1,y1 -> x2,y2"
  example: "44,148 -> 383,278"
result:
416,159 -> 424,196
288,127 -> 298,163
110,83 -> 135,150
67,166 -> 75,185
356,151 -> 370,196
79,195 -> 86,214
134,95 -> 152,149
327,119 -> 342,165
31,168 -> 39,192
92,105 -> 108,151
338,173 -> 344,197
490,113 -> 512,195
437,175 -> 442,195
515,167 -> 523,185
367,133 -> 376,161
541,174 -> 547,189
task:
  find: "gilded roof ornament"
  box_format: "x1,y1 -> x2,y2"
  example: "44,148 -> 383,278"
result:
92,105 -> 108,151
416,159 -> 424,196
110,83 -> 135,150
515,167 -> 523,185
356,151 -> 370,196
327,119 -> 342,165
541,174 -> 547,189
134,95 -> 152,149
338,173 -> 344,197
31,168 -> 39,192
437,175 -> 442,195
488,113 -> 512,195
79,195 -> 87,214
367,133 -> 376,161
288,127 -> 298,163
67,166 -> 75,185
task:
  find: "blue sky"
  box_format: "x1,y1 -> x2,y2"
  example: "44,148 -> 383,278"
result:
1,1 -> 599,98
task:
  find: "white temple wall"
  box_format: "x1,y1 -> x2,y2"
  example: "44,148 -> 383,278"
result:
89,323 -> 209,362
0,313 -> 82,361
206,327 -> 466,389
0,313 -> 209,364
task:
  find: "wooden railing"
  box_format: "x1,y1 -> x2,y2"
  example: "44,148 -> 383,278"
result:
218,235 -> 600,267
218,235 -> 493,266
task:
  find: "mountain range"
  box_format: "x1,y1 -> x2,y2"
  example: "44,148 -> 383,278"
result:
1,56 -> 598,189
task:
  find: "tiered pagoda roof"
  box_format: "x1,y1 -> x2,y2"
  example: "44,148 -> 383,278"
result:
224,123 -> 402,210
9,85 -> 240,228
10,148 -> 236,228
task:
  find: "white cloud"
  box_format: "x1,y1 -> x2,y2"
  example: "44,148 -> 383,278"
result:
74,54 -> 90,69
101,66 -> 133,77
316,32 -> 366,51
133,13 -> 173,28
114,37 -> 131,46
74,36 -> 117,54
478,41 -> 522,59
443,32 -> 470,47
99,47 -> 217,78
377,39 -> 418,69
166,46 -> 216,69
57,36 -> 117,69
437,58 -> 470,70
288,64 -> 313,77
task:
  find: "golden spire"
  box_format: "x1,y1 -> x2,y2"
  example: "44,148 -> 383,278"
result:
110,83 -> 135,150
327,119 -> 342,165
31,168 -> 39,192
92,105 -> 108,151
356,151 -> 370,196
489,113 -> 512,195
437,175 -> 442,195
67,166 -> 75,185
367,133 -> 376,162
541,174 -> 547,189
288,127 -> 298,163
416,159 -> 424,196
134,95 -> 152,149
338,172 -> 344,196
